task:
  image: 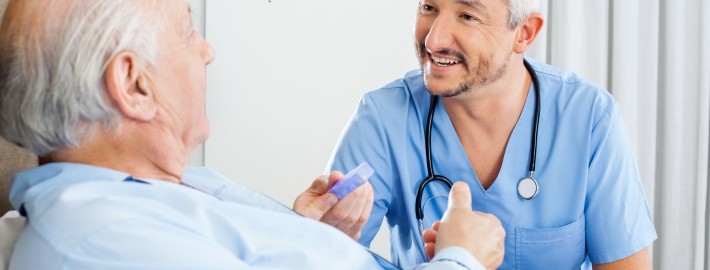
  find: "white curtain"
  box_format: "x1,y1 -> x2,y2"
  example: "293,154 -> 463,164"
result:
528,0 -> 710,269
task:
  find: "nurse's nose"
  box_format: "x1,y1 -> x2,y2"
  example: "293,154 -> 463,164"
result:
425,16 -> 455,53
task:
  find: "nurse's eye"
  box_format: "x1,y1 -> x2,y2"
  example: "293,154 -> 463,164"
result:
419,4 -> 437,15
460,13 -> 478,21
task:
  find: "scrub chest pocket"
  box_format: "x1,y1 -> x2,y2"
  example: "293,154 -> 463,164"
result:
515,216 -> 586,269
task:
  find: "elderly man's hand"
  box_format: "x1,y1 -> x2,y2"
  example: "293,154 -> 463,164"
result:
422,182 -> 505,270
293,171 -> 374,240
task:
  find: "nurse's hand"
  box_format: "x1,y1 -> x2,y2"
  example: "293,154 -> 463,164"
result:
422,182 -> 505,270
293,171 -> 374,240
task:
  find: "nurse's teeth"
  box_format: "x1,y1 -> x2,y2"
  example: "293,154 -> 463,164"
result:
432,55 -> 460,66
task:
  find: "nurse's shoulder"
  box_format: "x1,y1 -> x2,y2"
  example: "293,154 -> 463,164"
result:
359,69 -> 430,121
530,59 -> 617,121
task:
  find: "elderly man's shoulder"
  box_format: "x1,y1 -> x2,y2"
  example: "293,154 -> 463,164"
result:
12,164 -> 215,246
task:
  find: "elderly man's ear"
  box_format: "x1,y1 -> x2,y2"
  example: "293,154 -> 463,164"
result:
104,52 -> 158,121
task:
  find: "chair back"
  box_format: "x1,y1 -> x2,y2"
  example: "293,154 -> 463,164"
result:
0,138 -> 37,213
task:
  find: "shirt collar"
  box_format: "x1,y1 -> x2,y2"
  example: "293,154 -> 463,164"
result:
9,162 -> 131,211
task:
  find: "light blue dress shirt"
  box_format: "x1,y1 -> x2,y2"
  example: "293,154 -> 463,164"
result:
8,163 -> 483,269
328,58 -> 657,270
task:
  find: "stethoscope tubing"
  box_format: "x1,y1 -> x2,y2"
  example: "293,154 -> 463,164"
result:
415,96 -> 454,220
526,59 -> 541,174
415,59 -> 541,235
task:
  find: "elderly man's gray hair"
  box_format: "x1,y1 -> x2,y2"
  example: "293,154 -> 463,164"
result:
0,0 -> 164,155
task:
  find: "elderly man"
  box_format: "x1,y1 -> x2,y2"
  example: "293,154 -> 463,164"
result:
0,0 -> 505,269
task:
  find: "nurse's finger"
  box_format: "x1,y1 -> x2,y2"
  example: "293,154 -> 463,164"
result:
323,182 -> 372,238
321,198 -> 355,224
303,171 -> 344,194
326,171 -> 345,190
294,193 -> 339,220
306,175 -> 330,193
324,182 -> 373,239
293,174 -> 340,220
293,171 -> 348,220
340,182 -> 374,238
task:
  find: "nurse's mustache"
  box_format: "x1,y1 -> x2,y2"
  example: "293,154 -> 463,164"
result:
418,44 -> 468,67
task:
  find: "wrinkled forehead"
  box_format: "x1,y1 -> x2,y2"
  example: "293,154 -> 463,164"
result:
156,0 -> 192,33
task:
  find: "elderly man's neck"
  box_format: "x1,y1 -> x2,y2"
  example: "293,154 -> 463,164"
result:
40,130 -> 187,184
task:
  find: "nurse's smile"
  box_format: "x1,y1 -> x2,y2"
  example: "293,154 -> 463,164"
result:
423,50 -> 468,78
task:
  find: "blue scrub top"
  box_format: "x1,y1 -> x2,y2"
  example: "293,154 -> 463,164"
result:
327,58 -> 657,270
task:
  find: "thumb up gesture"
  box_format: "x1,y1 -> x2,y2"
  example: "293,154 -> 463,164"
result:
422,182 -> 506,270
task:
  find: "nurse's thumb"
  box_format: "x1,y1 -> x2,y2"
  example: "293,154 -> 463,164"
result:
447,182 -> 472,211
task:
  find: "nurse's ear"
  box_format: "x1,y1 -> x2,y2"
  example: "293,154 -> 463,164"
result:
104,52 -> 158,121
513,13 -> 544,54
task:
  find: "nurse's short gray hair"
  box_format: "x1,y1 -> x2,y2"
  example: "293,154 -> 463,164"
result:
0,0 -> 164,155
506,0 -> 541,29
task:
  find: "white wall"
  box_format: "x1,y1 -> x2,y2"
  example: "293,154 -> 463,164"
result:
187,0 -> 206,166
198,0 -> 419,258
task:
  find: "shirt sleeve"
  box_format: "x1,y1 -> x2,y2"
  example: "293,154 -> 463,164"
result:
584,102 -> 657,263
327,93 -> 394,248
412,247 -> 485,270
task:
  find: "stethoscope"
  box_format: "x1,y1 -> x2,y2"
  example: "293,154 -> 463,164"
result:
415,59 -> 541,236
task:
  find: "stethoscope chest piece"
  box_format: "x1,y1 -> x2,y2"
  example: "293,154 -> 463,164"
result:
517,177 -> 539,200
